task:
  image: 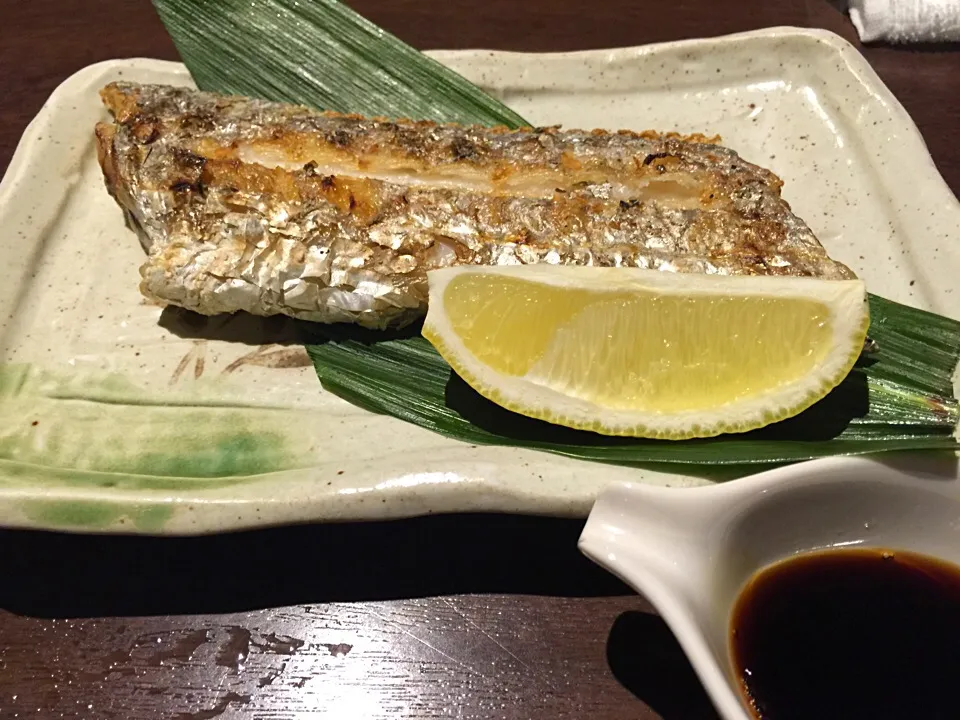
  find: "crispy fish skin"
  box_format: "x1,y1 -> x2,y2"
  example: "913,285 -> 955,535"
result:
94,81 -> 855,329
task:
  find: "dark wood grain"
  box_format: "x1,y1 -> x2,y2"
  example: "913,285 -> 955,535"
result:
0,1 -> 958,718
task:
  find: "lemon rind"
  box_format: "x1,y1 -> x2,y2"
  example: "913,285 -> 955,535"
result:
423,266 -> 870,441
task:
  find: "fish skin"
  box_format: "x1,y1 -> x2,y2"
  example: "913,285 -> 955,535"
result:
94,81 -> 855,329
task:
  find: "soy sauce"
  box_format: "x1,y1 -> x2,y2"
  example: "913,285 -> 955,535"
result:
729,548 -> 960,720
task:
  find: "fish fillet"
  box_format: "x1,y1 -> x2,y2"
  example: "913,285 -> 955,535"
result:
94,81 -> 855,329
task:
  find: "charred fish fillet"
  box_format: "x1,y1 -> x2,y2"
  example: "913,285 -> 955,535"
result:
94,81 -> 855,329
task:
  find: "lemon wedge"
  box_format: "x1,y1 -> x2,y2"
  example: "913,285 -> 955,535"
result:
422,266 -> 869,439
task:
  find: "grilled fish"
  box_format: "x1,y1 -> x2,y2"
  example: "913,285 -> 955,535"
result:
94,81 -> 855,329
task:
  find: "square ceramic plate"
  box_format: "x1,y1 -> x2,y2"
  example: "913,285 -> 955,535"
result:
1,27 -> 958,534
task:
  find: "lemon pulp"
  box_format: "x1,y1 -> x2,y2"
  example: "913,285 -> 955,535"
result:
444,275 -> 831,413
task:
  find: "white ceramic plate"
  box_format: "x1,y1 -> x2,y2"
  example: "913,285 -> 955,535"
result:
0,27 -> 957,534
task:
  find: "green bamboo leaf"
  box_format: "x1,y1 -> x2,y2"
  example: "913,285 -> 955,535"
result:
152,0 -> 526,126
304,294 -> 960,465
152,0 -> 960,465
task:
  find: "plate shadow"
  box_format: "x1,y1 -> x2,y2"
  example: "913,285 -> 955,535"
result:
0,513 -> 631,619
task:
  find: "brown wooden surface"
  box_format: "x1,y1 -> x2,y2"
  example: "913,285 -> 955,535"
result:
0,1 -> 958,718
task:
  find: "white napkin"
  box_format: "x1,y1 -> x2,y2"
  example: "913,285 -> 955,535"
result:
849,0 -> 960,42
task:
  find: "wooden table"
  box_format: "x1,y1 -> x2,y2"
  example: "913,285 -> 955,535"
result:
0,2 -> 957,718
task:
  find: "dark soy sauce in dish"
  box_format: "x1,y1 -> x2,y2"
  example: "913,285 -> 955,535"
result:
729,547 -> 960,720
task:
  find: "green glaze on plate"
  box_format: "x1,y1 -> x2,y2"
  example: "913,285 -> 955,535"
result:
0,365 -> 312,481
0,401 -> 298,480
0,363 -> 340,531
21,499 -> 174,532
